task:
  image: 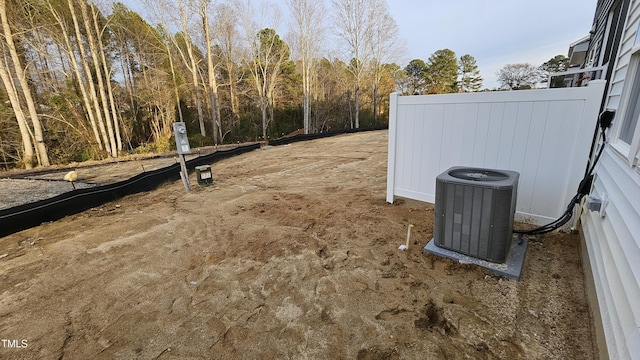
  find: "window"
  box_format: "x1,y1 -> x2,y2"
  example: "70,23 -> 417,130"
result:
586,39 -> 600,68
619,59 -> 640,145
615,50 -> 640,166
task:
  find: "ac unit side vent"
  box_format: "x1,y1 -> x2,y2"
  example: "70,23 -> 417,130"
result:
434,166 -> 519,263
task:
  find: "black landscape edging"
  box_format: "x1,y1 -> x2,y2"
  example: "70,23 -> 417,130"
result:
268,125 -> 388,146
0,144 -> 260,238
185,143 -> 259,168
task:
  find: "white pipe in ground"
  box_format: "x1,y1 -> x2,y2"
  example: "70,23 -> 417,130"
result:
399,224 -> 414,251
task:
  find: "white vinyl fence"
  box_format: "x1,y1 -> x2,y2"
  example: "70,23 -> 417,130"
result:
386,80 -> 607,225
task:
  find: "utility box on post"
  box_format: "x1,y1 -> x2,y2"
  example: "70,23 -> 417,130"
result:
173,122 -> 191,155
173,122 -> 191,192
195,165 -> 213,186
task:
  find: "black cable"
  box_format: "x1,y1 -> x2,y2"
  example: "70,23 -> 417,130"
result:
513,111 -> 611,236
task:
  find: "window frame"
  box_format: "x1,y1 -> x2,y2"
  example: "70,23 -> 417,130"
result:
612,44 -> 640,166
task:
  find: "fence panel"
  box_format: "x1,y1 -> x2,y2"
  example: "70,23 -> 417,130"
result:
386,80 -> 606,224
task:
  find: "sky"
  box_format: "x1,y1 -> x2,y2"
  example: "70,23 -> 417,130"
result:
385,0 -> 597,89
120,0 -> 598,89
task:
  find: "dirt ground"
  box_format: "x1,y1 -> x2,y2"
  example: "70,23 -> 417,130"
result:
0,131 -> 596,359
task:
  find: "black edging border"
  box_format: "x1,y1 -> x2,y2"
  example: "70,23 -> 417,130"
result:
0,126 -> 387,238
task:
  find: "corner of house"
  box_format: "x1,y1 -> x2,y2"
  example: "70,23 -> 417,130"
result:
579,225 -> 610,360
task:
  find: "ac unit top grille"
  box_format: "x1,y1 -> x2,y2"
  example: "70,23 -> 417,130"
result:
448,168 -> 510,182
440,167 -> 519,188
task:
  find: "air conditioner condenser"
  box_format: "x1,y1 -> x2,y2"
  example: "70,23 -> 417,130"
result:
433,166 -> 519,263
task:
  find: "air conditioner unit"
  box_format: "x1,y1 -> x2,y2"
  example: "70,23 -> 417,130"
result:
434,166 -> 519,263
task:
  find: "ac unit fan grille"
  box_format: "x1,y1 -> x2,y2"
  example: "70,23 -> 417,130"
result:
448,169 -> 509,182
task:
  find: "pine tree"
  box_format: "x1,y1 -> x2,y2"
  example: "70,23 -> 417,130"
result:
540,55 -> 569,88
458,54 -> 483,92
425,49 -> 458,94
403,59 -> 427,95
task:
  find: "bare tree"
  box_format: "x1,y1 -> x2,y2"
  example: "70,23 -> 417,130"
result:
254,28 -> 289,142
46,1 -> 103,152
287,0 -> 326,134
0,50 -> 35,168
147,0 -> 207,136
141,24 -> 184,145
0,0 -> 50,166
0,0 -> 420,166
331,0 -> 375,129
158,25 -> 185,125
111,4 -> 186,145
200,0 -> 221,144
497,63 -> 542,90
89,2 -> 123,152
79,0 -> 118,157
239,2 -> 287,141
215,1 -> 242,123
368,0 -> 403,123
67,0 -> 113,156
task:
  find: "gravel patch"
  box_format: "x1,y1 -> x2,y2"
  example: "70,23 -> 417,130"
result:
0,144 -> 247,212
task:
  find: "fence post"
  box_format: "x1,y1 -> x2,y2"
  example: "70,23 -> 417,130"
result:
386,92 -> 399,203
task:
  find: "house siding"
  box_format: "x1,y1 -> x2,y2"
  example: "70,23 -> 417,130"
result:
585,0 -> 630,88
582,150 -> 640,360
589,0 -> 613,65
607,0 -> 640,102
582,0 -> 640,358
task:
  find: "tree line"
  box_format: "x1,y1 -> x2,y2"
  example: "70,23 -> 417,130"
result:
0,0 -> 411,169
400,50 -> 483,94
401,52 -> 571,94
0,0 -> 565,170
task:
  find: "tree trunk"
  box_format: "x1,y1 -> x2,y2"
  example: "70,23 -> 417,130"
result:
269,102 -> 274,136
251,54 -> 269,142
228,60 -> 239,120
203,5 -> 220,144
120,44 -> 137,143
32,31 -> 56,93
265,55 -> 283,138
373,82 -> 378,124
218,4 -> 239,122
0,54 -> 34,168
302,57 -> 311,134
261,101 -> 268,142
348,91 -> 353,129
209,90 -> 220,142
289,0 -> 324,135
67,0 -> 111,157
166,43 -> 184,124
303,91 -> 310,134
230,75 -> 239,115
0,0 -> 50,166
354,85 -> 360,128
48,2 -> 102,150
91,6 -> 122,152
79,0 -> 117,157
189,55 -> 205,137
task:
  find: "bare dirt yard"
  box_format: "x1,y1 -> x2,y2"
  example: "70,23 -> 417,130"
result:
0,130 -> 596,359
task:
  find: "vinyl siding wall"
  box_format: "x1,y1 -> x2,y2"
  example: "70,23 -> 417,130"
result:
581,1 -> 640,358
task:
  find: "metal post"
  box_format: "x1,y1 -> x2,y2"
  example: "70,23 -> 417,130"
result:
179,154 -> 190,192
